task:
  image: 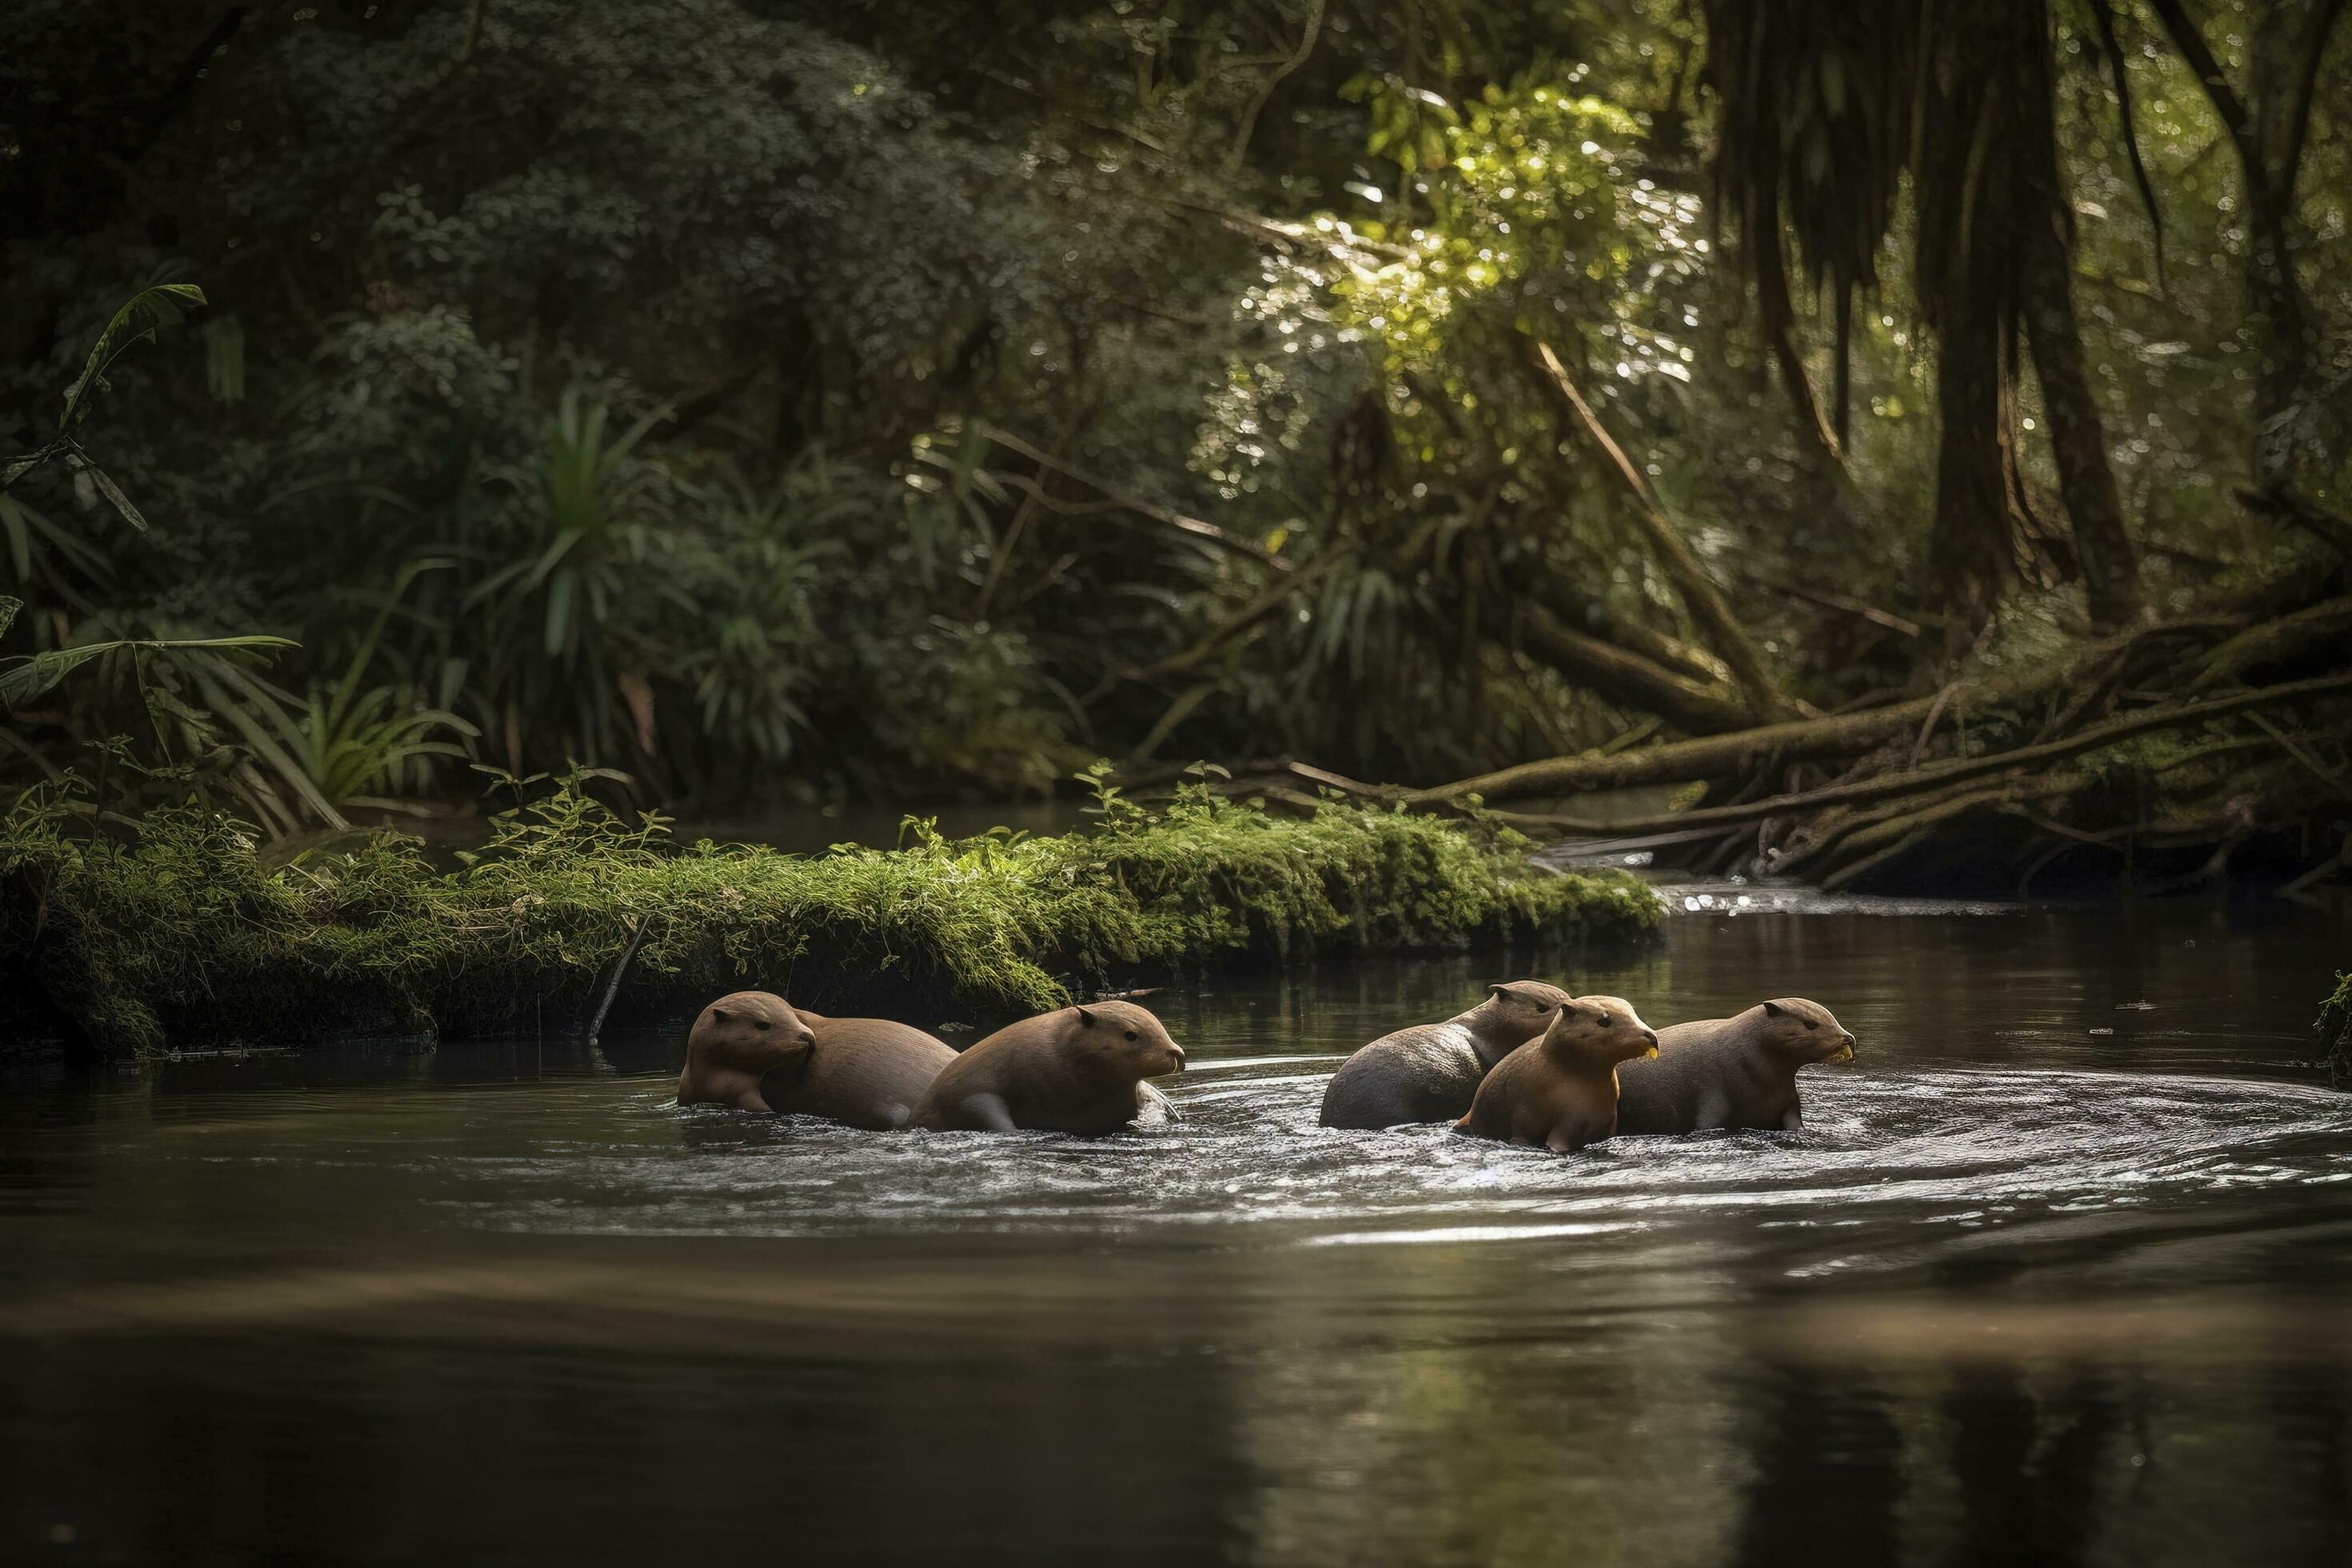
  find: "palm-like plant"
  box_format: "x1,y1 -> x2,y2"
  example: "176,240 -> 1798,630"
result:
470,386 -> 677,652
464,385 -> 681,769
670,458 -> 849,766
2,283 -> 208,525
243,560 -> 478,814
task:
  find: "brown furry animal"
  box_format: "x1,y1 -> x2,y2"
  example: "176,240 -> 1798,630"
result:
1318,981 -> 1575,1130
911,1001 -> 1185,1135
678,991 -> 955,1130
1454,996 -> 1658,1152
1614,998 -> 1856,1134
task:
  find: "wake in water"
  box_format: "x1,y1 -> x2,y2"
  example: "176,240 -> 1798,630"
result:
467,1061 -> 2352,1254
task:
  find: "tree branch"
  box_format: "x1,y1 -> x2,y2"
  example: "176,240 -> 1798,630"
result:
2278,0 -> 2348,191
2092,0 -> 2169,290
972,425 -> 1286,570
1526,339 -> 1791,719
1229,1 -> 1325,169
1514,603 -> 1756,734
2146,0 -> 2258,165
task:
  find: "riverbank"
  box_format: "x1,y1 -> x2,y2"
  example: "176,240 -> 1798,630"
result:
0,778 -> 1657,1058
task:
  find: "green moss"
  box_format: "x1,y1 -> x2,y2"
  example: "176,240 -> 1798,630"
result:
2,781 -> 1656,1055
2322,972 -> 2352,1082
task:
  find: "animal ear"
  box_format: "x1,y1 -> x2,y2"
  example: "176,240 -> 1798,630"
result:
710,1006 -> 730,1022
1762,1001 -> 1784,1018
1486,983 -> 1508,997
1074,1005 -> 1098,1027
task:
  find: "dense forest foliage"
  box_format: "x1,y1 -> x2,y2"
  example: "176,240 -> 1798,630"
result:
2,1 -> 2346,843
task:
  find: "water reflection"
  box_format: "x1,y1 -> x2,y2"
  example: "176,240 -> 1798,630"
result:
3,902 -> 2350,1564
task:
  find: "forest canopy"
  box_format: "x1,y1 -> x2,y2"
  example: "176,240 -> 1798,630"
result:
2,0 -> 2347,840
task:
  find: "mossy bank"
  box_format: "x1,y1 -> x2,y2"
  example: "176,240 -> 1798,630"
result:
2,780 -> 1658,1058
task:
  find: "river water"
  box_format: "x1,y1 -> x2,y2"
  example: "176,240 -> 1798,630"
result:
4,892 -> 2350,1566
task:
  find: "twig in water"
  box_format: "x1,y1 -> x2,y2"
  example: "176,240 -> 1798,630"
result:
584,916 -> 651,1045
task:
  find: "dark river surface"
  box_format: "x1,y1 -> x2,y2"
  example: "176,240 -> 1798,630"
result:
5,890 -> 2351,1566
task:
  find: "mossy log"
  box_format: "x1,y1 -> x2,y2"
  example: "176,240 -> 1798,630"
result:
0,784 -> 1658,1058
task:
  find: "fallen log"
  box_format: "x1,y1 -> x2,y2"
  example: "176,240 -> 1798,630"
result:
1395,616 -> 2246,806
1479,670 -> 2352,838
1514,603 -> 1757,734
2190,596 -> 2352,690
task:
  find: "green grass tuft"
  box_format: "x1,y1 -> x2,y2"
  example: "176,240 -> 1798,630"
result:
2322,971 -> 2352,1083
3,778 -> 1658,1055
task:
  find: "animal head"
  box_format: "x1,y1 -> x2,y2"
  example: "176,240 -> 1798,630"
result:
1065,1000 -> 1186,1079
688,990 -> 818,1076
1757,998 -> 1857,1064
1478,979 -> 1576,1043
1539,994 -> 1661,1065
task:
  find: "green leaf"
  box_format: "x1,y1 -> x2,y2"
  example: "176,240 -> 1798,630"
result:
187,657 -> 347,829
0,634 -> 294,710
543,569 -> 577,657
1,497 -> 30,581
80,462 -> 149,532
58,284 -> 209,434
2,448 -> 55,491
0,595 -> 19,640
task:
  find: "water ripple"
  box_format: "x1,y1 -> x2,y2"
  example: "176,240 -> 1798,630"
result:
449,1066 -> 2352,1252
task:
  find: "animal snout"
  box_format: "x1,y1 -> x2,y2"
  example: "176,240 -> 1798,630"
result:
795,1029 -> 818,1051
1163,1044 -> 1187,1072
1642,1029 -> 1659,1049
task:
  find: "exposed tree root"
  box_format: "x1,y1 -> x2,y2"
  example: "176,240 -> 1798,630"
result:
1234,562 -> 2351,894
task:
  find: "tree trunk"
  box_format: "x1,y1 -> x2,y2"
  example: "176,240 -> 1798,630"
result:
1914,9 -> 2018,662
1922,188 -> 2016,662
2148,0 -> 2346,487
2016,9 -> 2142,631
2244,0 -> 2345,486
1917,0 -> 2083,663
